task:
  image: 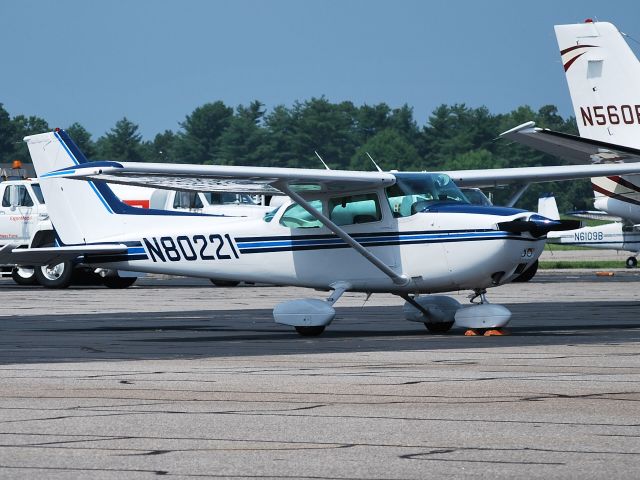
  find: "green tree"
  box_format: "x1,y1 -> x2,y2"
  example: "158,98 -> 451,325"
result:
96,117 -> 144,162
10,114 -> 49,163
217,101 -> 267,165
144,130 -> 177,163
173,101 -> 233,163
0,104 -> 16,162
66,122 -> 96,158
350,128 -> 420,171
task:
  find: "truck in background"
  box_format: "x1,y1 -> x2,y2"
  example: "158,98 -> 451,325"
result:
0,172 -> 275,288
0,162 -> 144,288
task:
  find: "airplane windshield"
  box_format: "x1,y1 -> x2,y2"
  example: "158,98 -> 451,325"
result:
386,173 -> 469,217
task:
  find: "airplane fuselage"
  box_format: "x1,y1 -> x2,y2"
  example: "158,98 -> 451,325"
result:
547,221 -> 640,254
83,202 -> 544,294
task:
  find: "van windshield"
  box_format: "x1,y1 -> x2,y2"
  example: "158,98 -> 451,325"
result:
31,184 -> 45,205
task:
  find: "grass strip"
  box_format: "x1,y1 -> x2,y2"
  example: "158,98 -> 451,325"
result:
539,260 -> 625,269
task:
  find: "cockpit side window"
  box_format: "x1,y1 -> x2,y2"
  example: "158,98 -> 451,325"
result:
328,193 -> 381,226
279,200 -> 324,228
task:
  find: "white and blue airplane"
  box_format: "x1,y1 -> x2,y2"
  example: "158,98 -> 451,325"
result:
10,130 -> 640,336
538,194 -> 640,267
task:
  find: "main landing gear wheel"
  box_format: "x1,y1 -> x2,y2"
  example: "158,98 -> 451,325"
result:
11,267 -> 37,286
512,260 -> 538,283
210,279 -> 241,287
626,256 -> 637,268
294,325 -> 326,336
424,321 -> 454,334
35,260 -> 73,289
103,276 -> 137,289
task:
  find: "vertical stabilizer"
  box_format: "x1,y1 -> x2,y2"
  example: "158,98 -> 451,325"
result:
537,193 -> 561,221
25,130 -> 133,245
556,21 -> 640,148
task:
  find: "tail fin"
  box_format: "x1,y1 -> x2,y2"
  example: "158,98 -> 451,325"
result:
25,130 -> 135,245
555,21 -> 640,148
537,193 -> 561,220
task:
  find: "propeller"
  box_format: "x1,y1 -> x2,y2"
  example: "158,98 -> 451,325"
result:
498,214 -> 582,238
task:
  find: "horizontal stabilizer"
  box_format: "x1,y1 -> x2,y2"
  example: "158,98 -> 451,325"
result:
565,210 -> 622,222
0,243 -> 128,266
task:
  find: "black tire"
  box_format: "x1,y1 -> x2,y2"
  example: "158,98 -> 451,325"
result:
626,257 -> 637,268
512,260 -> 539,283
210,279 -> 240,287
35,260 -> 74,289
103,276 -> 137,289
11,267 -> 37,286
294,325 -> 326,336
424,321 -> 454,334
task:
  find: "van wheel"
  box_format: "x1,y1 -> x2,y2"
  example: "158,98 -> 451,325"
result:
11,267 -> 37,286
103,276 -> 137,289
35,261 -> 73,289
626,256 -> 637,268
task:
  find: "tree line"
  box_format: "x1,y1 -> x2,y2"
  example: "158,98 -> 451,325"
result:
0,98 -> 589,211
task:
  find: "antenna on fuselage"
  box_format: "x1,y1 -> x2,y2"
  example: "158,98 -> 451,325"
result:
366,152 -> 383,172
314,151 -> 331,170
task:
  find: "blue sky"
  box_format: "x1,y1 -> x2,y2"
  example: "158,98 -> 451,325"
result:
2,0 -> 639,139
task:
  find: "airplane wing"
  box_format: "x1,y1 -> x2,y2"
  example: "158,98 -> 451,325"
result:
440,121 -> 640,188
0,243 -> 128,266
41,126 -> 640,192
42,161 -> 396,196
499,121 -> 640,164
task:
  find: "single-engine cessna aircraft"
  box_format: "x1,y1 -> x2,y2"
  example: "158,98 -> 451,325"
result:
10,130 -> 640,337
539,194 -> 640,267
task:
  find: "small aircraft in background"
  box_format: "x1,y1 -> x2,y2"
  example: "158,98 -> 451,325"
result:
538,194 -> 640,267
9,129 -> 640,337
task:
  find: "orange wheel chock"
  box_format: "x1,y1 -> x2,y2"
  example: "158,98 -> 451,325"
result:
484,328 -> 510,336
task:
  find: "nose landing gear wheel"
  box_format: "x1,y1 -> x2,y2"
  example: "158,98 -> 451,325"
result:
424,321 -> 454,334
294,326 -> 326,336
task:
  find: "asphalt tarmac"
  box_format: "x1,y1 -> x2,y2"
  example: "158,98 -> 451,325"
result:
1,270 -> 640,479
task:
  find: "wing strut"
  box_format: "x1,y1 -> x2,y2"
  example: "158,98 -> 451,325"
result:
505,183 -> 531,207
280,185 -> 410,286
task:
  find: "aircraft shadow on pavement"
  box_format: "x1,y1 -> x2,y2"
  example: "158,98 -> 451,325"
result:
2,303 -> 640,365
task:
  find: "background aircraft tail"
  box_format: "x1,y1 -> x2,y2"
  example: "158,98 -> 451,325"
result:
25,130 -> 137,245
537,193 -> 561,221
555,21 -> 640,149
